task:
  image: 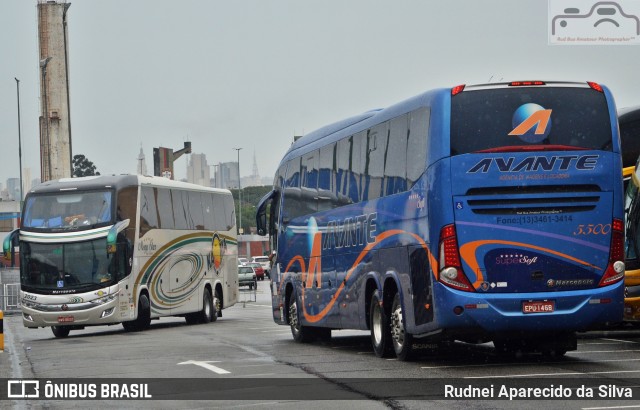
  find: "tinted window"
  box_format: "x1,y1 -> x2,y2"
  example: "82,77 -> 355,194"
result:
385,114 -> 408,195
172,189 -> 189,230
365,122 -> 388,200
188,191 -> 205,230
450,87 -> 612,155
283,157 -> 304,221
621,118 -> 640,168
351,131 -> 366,203
157,188 -> 174,229
408,107 -> 429,185
139,187 -> 159,236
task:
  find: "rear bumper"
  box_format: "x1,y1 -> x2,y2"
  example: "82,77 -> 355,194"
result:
432,281 -> 624,334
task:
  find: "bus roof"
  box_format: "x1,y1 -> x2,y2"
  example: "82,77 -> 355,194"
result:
28,174 -> 232,196
279,80 -> 607,167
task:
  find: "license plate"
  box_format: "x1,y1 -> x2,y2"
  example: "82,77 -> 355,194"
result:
522,300 -> 554,313
57,316 -> 75,323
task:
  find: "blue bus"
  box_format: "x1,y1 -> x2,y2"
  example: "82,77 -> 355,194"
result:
256,81 -> 624,360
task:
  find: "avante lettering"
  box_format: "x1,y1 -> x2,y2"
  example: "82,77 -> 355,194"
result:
467,155 -> 599,173
322,213 -> 377,250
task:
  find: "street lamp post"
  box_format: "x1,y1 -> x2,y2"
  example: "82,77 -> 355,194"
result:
15,78 -> 23,205
233,147 -> 243,235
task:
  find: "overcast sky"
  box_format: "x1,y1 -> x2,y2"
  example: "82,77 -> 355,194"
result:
1,0 -> 639,186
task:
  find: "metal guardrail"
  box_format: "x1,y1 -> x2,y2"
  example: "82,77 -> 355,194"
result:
238,283 -> 257,307
1,283 -> 20,313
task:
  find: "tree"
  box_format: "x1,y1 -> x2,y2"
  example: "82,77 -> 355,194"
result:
72,154 -> 101,177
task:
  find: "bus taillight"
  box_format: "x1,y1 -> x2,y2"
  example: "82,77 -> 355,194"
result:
509,81 -> 545,87
588,82 -> 604,93
599,218 -> 625,287
451,85 -> 465,96
438,224 -> 475,292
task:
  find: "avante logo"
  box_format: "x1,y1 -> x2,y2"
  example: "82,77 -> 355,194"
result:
508,103 -> 552,143
467,155 -> 599,173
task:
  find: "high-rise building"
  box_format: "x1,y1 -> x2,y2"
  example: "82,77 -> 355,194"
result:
136,146 -> 148,175
187,153 -> 210,187
6,178 -> 20,201
215,162 -> 239,189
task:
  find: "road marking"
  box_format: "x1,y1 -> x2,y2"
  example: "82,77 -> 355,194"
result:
178,360 -> 230,374
568,349 -> 640,354
582,406 -> 640,410
421,357 -> 640,370
601,338 -> 640,344
465,369 -> 640,379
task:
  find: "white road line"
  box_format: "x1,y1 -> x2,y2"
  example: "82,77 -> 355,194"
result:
421,357 -> 640,370
465,369 -> 640,379
178,360 -> 231,374
582,406 -> 640,410
601,338 -> 640,344
568,349 -> 640,354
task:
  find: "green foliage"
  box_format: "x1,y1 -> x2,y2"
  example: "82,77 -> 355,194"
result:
72,154 -> 100,177
229,185 -> 272,234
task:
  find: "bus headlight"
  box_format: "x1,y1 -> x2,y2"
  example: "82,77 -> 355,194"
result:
91,293 -> 117,306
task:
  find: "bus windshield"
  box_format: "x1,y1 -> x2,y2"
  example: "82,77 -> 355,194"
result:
22,190 -> 113,230
450,87 -> 612,155
20,238 -> 124,292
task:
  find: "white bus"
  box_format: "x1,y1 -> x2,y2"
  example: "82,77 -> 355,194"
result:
3,175 -> 238,337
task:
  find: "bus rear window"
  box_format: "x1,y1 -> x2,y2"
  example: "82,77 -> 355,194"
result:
450,87 -> 612,155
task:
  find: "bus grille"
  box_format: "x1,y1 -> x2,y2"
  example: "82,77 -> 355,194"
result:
465,184 -> 601,215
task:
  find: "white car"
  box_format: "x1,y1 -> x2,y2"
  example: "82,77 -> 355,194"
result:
251,256 -> 271,277
238,257 -> 249,266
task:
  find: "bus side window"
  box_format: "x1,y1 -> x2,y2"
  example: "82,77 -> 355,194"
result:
172,189 -> 189,230
139,186 -> 159,238
386,114 -> 408,196
283,157 -> 302,223
365,122 -> 388,201
188,191 -> 206,230
407,107 -> 429,186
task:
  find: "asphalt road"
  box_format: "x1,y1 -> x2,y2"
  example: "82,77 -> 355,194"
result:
3,280 -> 640,409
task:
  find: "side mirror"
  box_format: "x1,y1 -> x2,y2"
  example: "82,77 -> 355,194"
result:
2,229 -> 20,265
107,219 -> 130,254
256,190 -> 276,236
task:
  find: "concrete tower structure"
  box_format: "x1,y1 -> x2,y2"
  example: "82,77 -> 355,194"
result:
136,146 -> 148,175
37,0 -> 73,182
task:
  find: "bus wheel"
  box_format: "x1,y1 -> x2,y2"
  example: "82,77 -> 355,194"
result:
288,291 -> 313,343
370,291 -> 392,357
135,293 -> 151,330
51,326 -> 70,338
200,289 -> 213,324
390,293 -> 414,361
211,288 -> 221,322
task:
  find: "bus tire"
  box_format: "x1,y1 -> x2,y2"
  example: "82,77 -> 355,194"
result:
200,289 -> 213,324
51,326 -> 70,338
211,288 -> 221,322
288,290 -> 314,343
390,292 -> 414,361
135,293 -> 151,331
370,291 -> 392,357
